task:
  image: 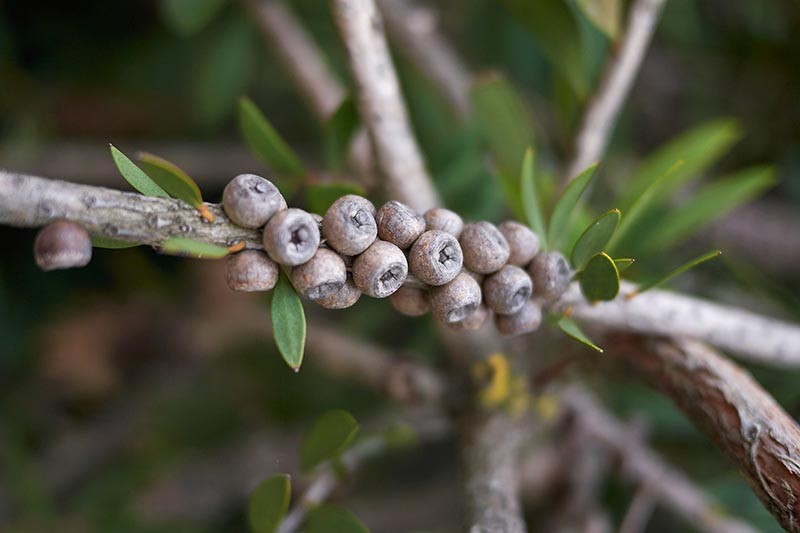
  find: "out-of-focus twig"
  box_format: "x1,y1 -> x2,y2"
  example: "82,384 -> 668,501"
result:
563,0 -> 667,183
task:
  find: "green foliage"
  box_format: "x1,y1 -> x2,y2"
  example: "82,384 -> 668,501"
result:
613,258 -> 635,272
160,238 -> 229,258
238,97 -> 305,194
324,97 -> 360,172
557,317 -> 603,352
109,145 -> 169,198
576,0 -> 621,40
520,148 -> 548,249
579,252 -> 620,301
631,250 -> 722,297
571,208 -> 620,269
137,152 -> 205,209
271,272 -> 306,371
306,182 -> 365,215
248,474 -> 291,533
160,0 -> 227,36
300,410 -> 359,473
91,236 -> 140,249
306,504 -> 369,533
547,163 -> 598,249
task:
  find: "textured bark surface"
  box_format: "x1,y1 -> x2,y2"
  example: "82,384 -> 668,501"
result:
461,412 -> 527,533
610,335 -> 800,531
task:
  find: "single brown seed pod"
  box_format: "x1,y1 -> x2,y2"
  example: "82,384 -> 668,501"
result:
408,230 -> 463,286
225,250 -> 279,292
459,221 -> 510,274
494,299 -> 542,337
291,248 -> 347,300
376,200 -> 426,249
499,221 -> 540,267
429,272 -> 482,324
323,195 -> 378,256
352,240 -> 408,298
449,304 -> 490,331
389,286 -> 430,316
316,276 -> 362,309
34,221 -> 92,271
424,207 -> 464,238
483,265 -> 533,315
529,251 -> 572,300
262,208 -> 321,266
222,174 -> 286,228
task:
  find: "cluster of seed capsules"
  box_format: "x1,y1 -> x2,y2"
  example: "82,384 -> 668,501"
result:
223,174 -> 573,337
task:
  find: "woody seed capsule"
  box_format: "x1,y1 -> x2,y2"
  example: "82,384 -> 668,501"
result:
34,221 -> 92,271
352,240 -> 408,298
459,221 -> 510,274
429,272 -> 482,324
291,248 -> 347,300
499,221 -> 540,267
262,208 -> 320,266
389,287 -> 430,316
323,195 -> 377,256
222,174 -> 286,228
376,200 -> 426,249
483,265 -> 533,315
424,207 -> 464,238
316,276 -> 362,309
494,299 -> 542,337
449,304 -> 490,331
529,251 -> 572,300
408,230 -> 463,286
225,250 -> 279,291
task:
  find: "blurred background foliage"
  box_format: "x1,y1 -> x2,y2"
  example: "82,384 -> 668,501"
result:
1,0 -> 799,531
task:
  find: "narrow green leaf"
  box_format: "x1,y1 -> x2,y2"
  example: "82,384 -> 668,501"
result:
579,252 -> 620,301
238,97 -> 305,186
271,272 -> 306,371
109,145 -> 169,198
306,182 -> 365,215
557,317 -> 603,353
137,152 -> 203,208
91,236 -> 140,249
324,97 -> 360,172
630,250 -> 722,297
613,258 -> 635,272
306,505 -> 369,533
520,148 -> 548,249
160,0 -> 226,36
547,163 -> 598,249
618,119 -> 742,212
641,166 -> 775,253
571,208 -> 620,269
576,0 -> 621,40
300,410 -> 359,473
160,237 -> 229,258
248,474 -> 291,533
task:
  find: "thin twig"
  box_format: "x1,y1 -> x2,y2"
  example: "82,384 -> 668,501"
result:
618,486 -> 657,533
562,0 -> 667,183
329,0 -> 440,212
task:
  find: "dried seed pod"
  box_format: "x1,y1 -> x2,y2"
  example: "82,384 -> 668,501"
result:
483,265 -> 533,315
34,221 -> 92,271
262,208 -> 320,266
529,251 -> 572,300
429,272 -> 482,324
408,230 -> 463,286
291,248 -> 347,300
389,287 -> 430,316
222,174 -> 286,228
424,207 -> 464,238
499,221 -> 540,267
459,221 -> 510,274
376,200 -> 426,249
311,213 -> 324,240
323,195 -> 378,256
494,299 -> 542,337
225,250 -> 279,291
316,276 -> 362,309
449,304 -> 490,331
352,240 -> 408,298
